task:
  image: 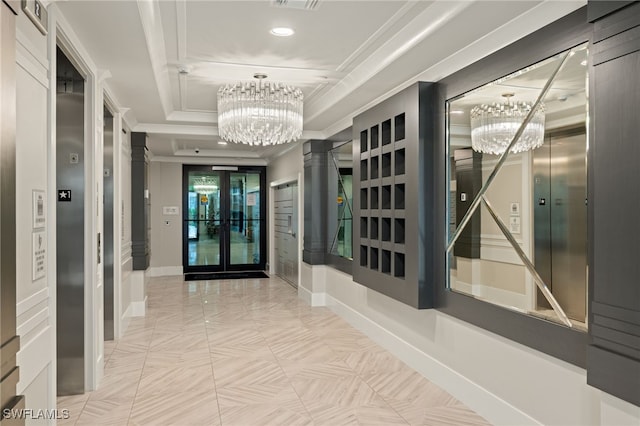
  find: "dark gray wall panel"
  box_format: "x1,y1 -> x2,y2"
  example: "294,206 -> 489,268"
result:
588,2 -> 640,406
131,132 -> 149,270
303,140 -> 328,265
352,82 -> 437,309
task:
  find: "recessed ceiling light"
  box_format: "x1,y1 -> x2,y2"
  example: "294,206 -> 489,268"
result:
218,141 -> 228,145
270,27 -> 294,37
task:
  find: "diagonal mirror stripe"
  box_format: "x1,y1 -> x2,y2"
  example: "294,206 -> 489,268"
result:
447,49 -> 572,253
481,195 -> 572,327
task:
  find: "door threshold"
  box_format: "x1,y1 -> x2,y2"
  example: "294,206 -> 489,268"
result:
184,271 -> 269,281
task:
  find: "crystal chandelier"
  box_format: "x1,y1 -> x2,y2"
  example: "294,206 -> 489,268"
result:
217,74 -> 303,146
470,93 -> 545,155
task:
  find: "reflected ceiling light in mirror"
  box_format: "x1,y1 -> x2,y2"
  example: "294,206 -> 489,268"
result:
217,73 -> 303,146
470,93 -> 545,155
193,184 -> 218,193
270,27 -> 295,37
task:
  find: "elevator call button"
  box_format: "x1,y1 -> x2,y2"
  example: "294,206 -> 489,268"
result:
58,190 -> 72,202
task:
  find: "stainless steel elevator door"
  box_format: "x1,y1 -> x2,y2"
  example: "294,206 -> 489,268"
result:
534,129 -> 587,321
56,47 -> 85,395
103,106 -> 114,340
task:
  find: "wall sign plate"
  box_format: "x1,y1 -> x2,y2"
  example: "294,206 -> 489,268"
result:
22,0 -> 48,35
58,190 -> 71,202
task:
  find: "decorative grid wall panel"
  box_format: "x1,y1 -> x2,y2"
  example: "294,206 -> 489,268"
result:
353,82 -> 437,308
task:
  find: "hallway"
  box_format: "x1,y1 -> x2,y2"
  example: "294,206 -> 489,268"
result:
57,276 -> 489,425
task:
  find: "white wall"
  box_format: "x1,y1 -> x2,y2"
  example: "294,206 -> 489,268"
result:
148,161 -> 182,276
15,8 -> 55,421
298,264 -> 640,426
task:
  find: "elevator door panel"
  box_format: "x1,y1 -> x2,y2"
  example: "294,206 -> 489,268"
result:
534,130 -> 587,321
56,47 -> 85,395
550,133 -> 587,320
103,106 -> 114,340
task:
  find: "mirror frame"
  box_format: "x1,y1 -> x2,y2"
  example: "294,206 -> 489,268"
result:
433,7 -> 592,367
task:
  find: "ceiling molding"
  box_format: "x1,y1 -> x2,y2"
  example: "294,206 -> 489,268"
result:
150,155 -> 268,166
166,110 -> 217,123
319,0 -> 586,142
134,122 -> 218,136
335,1 -> 423,73
173,148 -> 263,158
133,122 -> 325,141
176,0 -> 188,111
304,1 -> 473,124
137,0 -> 174,119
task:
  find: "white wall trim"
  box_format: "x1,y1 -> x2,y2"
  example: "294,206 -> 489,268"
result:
16,287 -> 49,316
16,306 -> 49,339
16,36 -> 49,89
16,326 -> 53,395
130,298 -> 147,317
322,292 -> 538,426
297,285 -> 326,307
148,266 -> 182,277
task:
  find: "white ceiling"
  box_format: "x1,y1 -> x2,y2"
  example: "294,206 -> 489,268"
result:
55,0 -> 586,164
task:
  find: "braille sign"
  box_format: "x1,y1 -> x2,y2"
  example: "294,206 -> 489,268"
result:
58,190 -> 72,202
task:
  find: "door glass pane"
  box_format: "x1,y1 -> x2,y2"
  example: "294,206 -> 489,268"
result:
229,171 -> 261,265
187,171 -> 221,266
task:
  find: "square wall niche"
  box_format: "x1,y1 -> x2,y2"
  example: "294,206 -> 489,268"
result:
352,82 -> 437,309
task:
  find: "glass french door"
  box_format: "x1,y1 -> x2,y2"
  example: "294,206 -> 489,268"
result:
183,165 -> 266,273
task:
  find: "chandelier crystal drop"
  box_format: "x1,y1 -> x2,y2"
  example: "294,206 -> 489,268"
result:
217,76 -> 303,146
470,94 -> 545,155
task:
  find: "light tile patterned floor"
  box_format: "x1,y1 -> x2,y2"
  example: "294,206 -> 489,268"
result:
57,275 -> 491,426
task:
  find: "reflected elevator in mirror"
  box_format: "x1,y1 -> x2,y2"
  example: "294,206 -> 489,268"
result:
533,126 -> 587,323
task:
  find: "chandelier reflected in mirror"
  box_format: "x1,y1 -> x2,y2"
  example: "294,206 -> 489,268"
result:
217,73 -> 303,146
470,93 -> 545,155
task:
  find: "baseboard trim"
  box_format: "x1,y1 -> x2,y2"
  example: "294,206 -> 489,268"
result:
148,266 -> 182,277
322,293 -> 538,426
298,285 -> 326,307
130,296 -> 147,317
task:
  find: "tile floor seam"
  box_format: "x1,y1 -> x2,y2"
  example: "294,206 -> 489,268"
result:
125,342 -> 150,425
204,299 -> 224,426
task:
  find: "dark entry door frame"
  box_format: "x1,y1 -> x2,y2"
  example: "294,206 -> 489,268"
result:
182,165 -> 267,273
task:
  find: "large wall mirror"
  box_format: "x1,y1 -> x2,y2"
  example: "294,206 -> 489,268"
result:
328,140 -> 353,260
446,42 -> 588,330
